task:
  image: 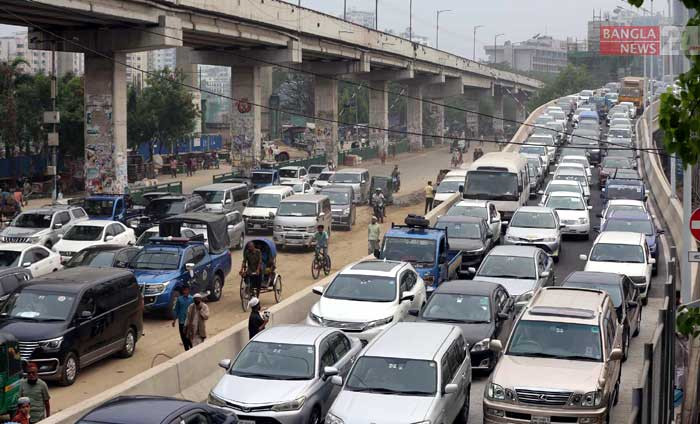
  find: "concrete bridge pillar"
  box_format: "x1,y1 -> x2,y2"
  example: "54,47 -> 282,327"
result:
369,80 -> 389,157
493,88 -> 505,134
83,52 -> 128,194
407,84 -> 424,149
176,47 -> 201,134
463,90 -> 482,138
231,66 -> 262,167
314,77 -> 339,166
428,100 -> 445,145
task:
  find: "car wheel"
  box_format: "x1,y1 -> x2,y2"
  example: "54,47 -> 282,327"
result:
455,384 -> 470,424
622,328 -> 630,362
652,265 -> 658,276
59,352 -> 79,386
236,234 -> 244,249
208,274 -> 223,302
308,406 -> 321,424
642,296 -> 648,306
118,328 -> 137,358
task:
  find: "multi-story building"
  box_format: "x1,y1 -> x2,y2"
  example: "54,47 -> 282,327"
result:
147,48 -> 176,71
126,51 -> 148,86
484,36 -> 569,74
343,9 -> 375,28
0,31 -> 83,76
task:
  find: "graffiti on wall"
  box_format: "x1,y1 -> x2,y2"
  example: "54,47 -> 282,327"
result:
85,93 -> 126,194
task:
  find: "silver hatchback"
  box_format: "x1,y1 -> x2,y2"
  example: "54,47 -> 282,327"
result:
208,325 -> 362,424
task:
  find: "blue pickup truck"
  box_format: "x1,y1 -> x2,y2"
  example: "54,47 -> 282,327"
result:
79,194 -> 143,223
377,215 -> 462,294
251,169 -> 281,189
129,213 -> 232,316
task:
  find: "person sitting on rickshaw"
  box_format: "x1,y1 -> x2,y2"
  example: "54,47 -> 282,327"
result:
241,242 -> 263,298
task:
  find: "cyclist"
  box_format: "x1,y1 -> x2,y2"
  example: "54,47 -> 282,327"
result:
313,224 -> 329,263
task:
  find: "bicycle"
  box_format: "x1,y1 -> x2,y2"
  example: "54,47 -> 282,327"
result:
311,249 -> 331,279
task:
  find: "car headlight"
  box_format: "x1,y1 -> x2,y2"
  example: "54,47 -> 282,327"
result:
578,390 -> 603,407
308,226 -> 317,233
487,382 -> 506,400
471,338 -> 491,352
308,311 -> 323,324
342,208 -> 350,215
144,280 -> 170,296
578,217 -> 589,224
38,336 -> 63,352
326,413 -> 344,424
543,237 -> 557,242
272,396 -> 305,412
366,316 -> 394,329
275,225 -> 283,231
207,392 -> 228,408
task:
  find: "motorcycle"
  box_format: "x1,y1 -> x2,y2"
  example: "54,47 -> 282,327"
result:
392,175 -> 400,193
373,203 -> 386,223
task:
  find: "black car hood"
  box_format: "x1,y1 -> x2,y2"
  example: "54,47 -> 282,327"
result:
457,322 -> 496,346
449,238 -> 485,252
0,319 -> 68,341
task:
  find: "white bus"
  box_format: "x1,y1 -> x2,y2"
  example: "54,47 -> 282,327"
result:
462,152 -> 530,222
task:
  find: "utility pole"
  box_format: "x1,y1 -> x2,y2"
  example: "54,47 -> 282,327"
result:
473,25 -> 483,61
436,10 -> 451,49
494,33 -> 504,64
343,0 -> 346,20
48,41 -> 59,201
375,0 -> 378,29
409,0 -> 413,41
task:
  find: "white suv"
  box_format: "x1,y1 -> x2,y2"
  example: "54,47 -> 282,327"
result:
306,260 -> 426,343
580,231 -> 654,304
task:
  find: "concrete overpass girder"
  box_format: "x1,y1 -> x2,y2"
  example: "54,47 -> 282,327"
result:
190,39 -> 301,66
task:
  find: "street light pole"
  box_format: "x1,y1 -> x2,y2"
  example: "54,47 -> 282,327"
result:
409,0 -> 413,41
473,25 -> 484,61
343,0 -> 347,20
375,0 -> 378,29
436,10 -> 451,49
494,33 -> 504,64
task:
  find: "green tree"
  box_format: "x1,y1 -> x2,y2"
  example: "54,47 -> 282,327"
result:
0,58 -> 31,158
527,65 -> 594,110
127,68 -> 198,157
56,73 -> 85,159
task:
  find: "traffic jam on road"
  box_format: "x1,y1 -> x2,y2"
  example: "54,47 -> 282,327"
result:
0,84 -> 661,423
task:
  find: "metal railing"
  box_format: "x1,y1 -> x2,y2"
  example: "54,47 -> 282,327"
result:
628,252 -> 677,424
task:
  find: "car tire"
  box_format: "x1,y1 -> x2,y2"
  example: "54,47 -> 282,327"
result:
59,352 -> 79,386
208,274 -> 223,302
118,327 -> 137,358
236,234 -> 244,250
652,265 -> 658,276
553,253 -> 560,263
622,328 -> 630,362
455,384 -> 470,424
642,296 -> 648,306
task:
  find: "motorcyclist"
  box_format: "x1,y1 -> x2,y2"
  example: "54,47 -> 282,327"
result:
391,165 -> 400,192
371,188 -> 386,220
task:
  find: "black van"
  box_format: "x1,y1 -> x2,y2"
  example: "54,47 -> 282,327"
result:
0,268 -> 32,302
0,267 -> 143,386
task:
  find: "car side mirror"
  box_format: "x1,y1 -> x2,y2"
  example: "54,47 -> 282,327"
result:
627,300 -> 638,308
501,220 -> 509,226
587,205 -> 593,210
185,262 -> 195,271
657,229 -> 665,235
408,309 -> 420,317
401,291 -> 415,303
105,235 -> 114,242
579,254 -> 588,261
57,234 -> 63,239
218,359 -> 231,370
540,271 -> 550,278
650,258 -> 656,265
319,212 -> 325,218
593,226 -> 600,232
80,310 -> 93,320
22,262 -> 31,268
596,212 -> 603,218
443,383 -> 459,395
458,185 -> 464,193
312,286 -> 324,295
330,375 -> 343,386
53,223 -> 63,230
438,256 -> 446,265
467,266 -> 476,275
486,231 -> 493,239
609,348 -> 624,361
537,190 -> 544,195
225,199 -> 232,204
489,339 -> 503,352
323,366 -> 339,380
497,312 -> 509,321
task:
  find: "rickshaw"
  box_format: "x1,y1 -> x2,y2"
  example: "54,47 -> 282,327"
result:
369,176 -> 394,205
0,333 -> 22,420
240,238 -> 282,311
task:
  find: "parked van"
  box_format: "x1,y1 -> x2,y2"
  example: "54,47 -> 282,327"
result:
327,322 -> 472,423
321,185 -> 356,230
273,194 -> 332,248
329,168 -> 370,204
0,267 -> 143,386
463,152 -> 530,222
193,183 -> 249,213
242,185 -> 294,232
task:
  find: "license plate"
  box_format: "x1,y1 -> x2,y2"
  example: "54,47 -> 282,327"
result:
238,420 -> 256,424
531,417 -> 550,424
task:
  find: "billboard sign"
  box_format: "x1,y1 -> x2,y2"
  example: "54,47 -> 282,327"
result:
600,25 -> 660,55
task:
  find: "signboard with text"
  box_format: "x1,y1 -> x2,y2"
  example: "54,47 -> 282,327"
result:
600,25 -> 660,56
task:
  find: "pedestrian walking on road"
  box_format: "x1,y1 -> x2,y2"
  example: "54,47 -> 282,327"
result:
241,242 -> 263,298
20,363 -> 50,424
13,397 -> 31,424
185,157 -> 193,176
368,216 -> 382,255
248,297 -> 269,339
170,157 -> 178,178
185,293 -> 209,347
424,181 -> 435,214
172,284 -> 194,351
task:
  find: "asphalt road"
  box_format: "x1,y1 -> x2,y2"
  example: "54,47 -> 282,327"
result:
467,136 -> 668,423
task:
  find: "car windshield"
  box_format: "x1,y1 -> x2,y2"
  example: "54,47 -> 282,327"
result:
422,294 -> 491,323
0,251 -> 21,267
308,166 -> 326,174
145,199 -> 185,216
331,173 -> 362,183
277,202 -> 316,217
609,128 -> 631,138
528,137 -> 554,146
607,185 -> 643,200
248,193 -> 281,208
345,356 -> 437,396
527,158 -> 541,168
65,250 -> 118,268
252,172 -> 274,183
447,205 -> 487,219
511,211 -> 555,229
561,158 -> 588,167
547,183 -> 581,194
230,342 -> 314,380
83,199 -> 114,217
382,237 -> 436,265
0,290 -> 75,321
578,122 -> 599,132
478,255 -> 536,279
590,243 -> 645,263
436,221 -> 482,239
63,225 -> 103,241
507,320 -> 602,362
193,190 -> 224,203
464,171 -> 518,201
279,169 -> 299,178
555,174 -> 587,185
605,219 -> 653,235
12,213 -> 52,229
564,282 -> 623,307
602,158 -> 632,169
136,230 -> 158,247
317,173 -> 333,182
130,249 -> 180,270
519,145 -> 546,155
546,196 -> 585,210
323,191 -> 350,205
437,180 -> 463,193
324,274 -> 396,302
606,205 -> 644,217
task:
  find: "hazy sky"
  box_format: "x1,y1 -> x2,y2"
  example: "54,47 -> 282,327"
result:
1,0 -> 664,60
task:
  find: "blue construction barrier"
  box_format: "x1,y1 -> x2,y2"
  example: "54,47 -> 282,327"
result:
137,134 -> 223,159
